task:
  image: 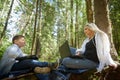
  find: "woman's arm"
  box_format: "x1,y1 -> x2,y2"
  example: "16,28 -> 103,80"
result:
75,38 -> 89,55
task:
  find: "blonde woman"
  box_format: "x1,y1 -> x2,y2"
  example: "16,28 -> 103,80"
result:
62,23 -> 117,72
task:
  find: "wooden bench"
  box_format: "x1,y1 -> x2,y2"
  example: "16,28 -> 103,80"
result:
2,72 -> 37,80
69,64 -> 120,80
69,69 -> 96,80
1,65 -> 120,80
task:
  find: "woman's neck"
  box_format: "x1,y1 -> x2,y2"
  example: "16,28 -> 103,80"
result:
89,33 -> 95,40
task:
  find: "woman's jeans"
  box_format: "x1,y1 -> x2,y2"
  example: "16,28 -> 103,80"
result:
62,47 -> 98,69
62,57 -> 98,69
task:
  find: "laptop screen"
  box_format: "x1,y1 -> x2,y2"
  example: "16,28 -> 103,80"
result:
59,41 -> 71,59
59,41 -> 84,59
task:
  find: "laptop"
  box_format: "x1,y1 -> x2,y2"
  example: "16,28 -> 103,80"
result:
59,40 -> 84,59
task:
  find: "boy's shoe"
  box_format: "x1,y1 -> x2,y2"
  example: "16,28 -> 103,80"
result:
34,67 -> 51,74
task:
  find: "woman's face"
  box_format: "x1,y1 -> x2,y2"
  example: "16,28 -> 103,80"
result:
84,27 -> 95,39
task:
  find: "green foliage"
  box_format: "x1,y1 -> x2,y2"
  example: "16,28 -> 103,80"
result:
109,0 -> 120,55
22,33 -> 33,55
15,0 -> 35,15
0,0 -> 10,10
0,38 -> 11,59
0,0 -> 87,62
43,2 -> 56,24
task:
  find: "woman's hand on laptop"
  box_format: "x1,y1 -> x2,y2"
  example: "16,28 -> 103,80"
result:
75,51 -> 81,56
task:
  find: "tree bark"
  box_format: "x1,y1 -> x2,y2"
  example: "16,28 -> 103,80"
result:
65,0 -> 69,41
70,0 -> 74,46
75,1 -> 79,48
94,0 -> 118,59
31,0 -> 39,55
0,0 -> 14,44
35,0 -> 42,57
86,0 -> 94,23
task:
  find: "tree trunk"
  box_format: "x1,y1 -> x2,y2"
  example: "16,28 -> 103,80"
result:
35,0 -> 42,57
94,0 -> 118,59
65,0 -> 69,41
31,0 -> 39,55
70,0 -> 74,46
0,0 -> 14,44
86,0 -> 94,23
75,1 -> 79,48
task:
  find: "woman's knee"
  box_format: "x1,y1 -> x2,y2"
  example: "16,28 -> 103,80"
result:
62,57 -> 71,65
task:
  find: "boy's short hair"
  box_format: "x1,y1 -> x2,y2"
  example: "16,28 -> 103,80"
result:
12,35 -> 24,43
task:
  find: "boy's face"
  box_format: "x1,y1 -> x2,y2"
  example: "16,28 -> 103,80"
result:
14,37 -> 26,47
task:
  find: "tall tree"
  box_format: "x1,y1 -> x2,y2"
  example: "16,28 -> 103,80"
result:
65,0 -> 69,41
94,0 -> 118,59
86,0 -> 94,23
109,0 -> 120,55
75,0 -> 79,48
70,0 -> 74,46
0,0 -> 14,44
35,0 -> 42,57
31,0 -> 39,55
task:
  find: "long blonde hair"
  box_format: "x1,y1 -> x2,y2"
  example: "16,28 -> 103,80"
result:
84,23 -> 116,72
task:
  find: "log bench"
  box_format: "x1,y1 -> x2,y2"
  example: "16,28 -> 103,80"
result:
0,69 -> 38,80
69,64 -> 120,80
1,65 -> 120,80
57,65 -> 97,80
69,69 -> 96,80
2,72 -> 37,80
